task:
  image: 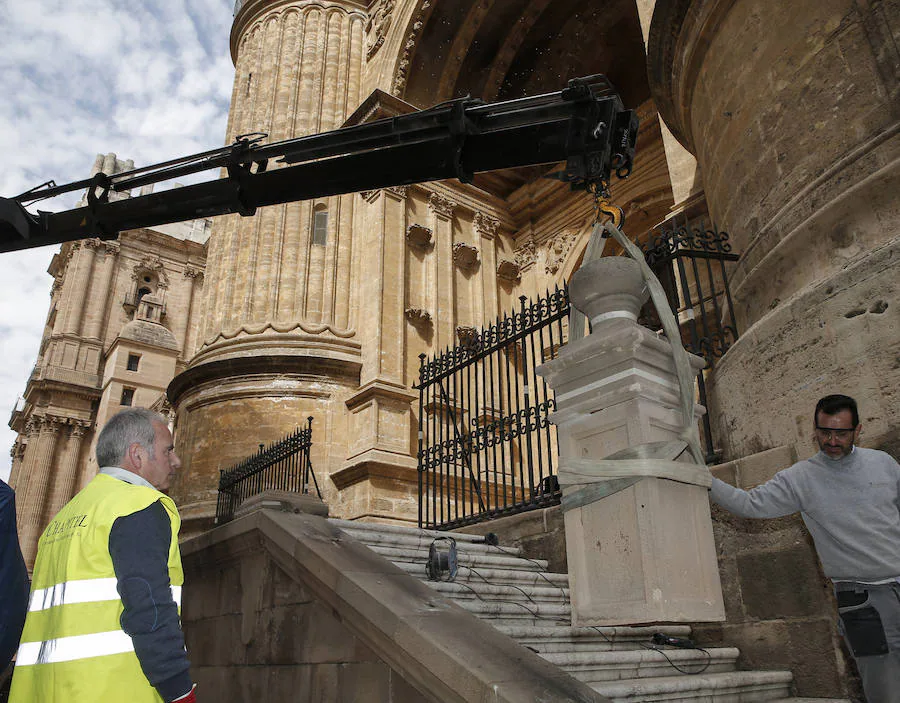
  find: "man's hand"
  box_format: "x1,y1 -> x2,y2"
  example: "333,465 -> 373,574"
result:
171,684 -> 197,703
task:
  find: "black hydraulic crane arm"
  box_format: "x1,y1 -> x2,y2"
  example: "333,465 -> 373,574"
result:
0,75 -> 638,254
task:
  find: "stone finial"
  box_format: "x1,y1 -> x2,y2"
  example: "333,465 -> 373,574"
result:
568,257 -> 649,328
452,242 -> 479,270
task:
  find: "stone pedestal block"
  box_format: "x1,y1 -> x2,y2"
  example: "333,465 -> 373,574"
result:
538,257 -> 724,626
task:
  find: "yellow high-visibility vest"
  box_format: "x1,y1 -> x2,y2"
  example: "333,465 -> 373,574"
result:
10,473 -> 184,703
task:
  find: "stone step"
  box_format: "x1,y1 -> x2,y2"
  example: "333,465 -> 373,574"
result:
546,646 -> 739,683
393,559 -> 570,588
769,699 -> 852,702
367,543 -> 550,572
333,520 -> 523,557
425,578 -> 569,604
592,670 -> 794,703
330,518 -> 501,545
456,598 -> 570,624
497,624 -> 694,653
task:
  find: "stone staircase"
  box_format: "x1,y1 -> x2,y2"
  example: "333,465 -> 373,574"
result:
331,519 -> 847,703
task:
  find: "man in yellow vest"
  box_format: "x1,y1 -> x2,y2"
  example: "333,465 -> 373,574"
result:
9,408 -> 196,702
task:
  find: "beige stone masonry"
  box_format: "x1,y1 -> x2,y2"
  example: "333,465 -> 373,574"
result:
180,507 -> 609,702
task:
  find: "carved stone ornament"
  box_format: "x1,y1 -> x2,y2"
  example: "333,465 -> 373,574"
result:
496,259 -> 521,283
183,265 -> 203,280
132,256 -> 169,288
392,1 -> 432,95
405,307 -> 432,327
456,326 -> 480,348
386,184 -> 409,199
366,0 -> 395,61
452,242 -> 479,270
406,224 -> 433,249
103,241 -> 121,256
544,230 -> 579,275
427,192 -> 456,219
514,237 -> 537,269
474,212 -> 500,239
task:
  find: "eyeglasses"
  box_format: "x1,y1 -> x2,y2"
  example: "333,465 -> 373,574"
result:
815,427 -> 856,440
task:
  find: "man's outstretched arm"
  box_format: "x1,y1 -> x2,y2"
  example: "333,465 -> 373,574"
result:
710,469 -> 801,518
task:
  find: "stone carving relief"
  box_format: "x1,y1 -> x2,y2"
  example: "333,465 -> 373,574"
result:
427,192 -> 456,219
473,212 -> 500,239
366,0 -> 395,61
406,224 -> 433,249
452,242 -> 479,271
514,236 -> 537,270
496,259 -> 521,283
544,230 -> 579,275
456,326 -> 480,348
132,256 -> 169,288
392,0 -> 433,96
183,265 -> 204,281
405,307 -> 432,328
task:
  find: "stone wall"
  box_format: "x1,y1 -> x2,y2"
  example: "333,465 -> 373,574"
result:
183,530 -> 428,701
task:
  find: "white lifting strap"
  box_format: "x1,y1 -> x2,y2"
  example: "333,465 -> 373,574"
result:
559,221 -> 710,512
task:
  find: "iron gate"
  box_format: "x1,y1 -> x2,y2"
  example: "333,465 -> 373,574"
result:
640,218 -> 741,462
215,416 -> 320,523
416,287 -> 569,529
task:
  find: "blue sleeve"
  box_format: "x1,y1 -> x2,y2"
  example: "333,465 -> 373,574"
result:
109,500 -> 192,702
0,479 -> 29,670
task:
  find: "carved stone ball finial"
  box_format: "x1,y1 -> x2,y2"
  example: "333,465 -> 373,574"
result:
568,257 -> 649,329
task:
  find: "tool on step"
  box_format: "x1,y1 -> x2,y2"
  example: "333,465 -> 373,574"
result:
426,537 -> 458,582
651,633 -> 696,648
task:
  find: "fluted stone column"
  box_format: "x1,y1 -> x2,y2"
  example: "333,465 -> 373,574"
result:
18,416 -> 62,568
648,0 -> 900,456
59,241 -> 98,336
82,242 -> 119,340
428,193 -> 457,351
475,212 -> 501,322
169,0 -> 368,530
44,423 -> 87,524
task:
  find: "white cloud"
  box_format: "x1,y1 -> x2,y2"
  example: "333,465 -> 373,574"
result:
0,0 -> 235,481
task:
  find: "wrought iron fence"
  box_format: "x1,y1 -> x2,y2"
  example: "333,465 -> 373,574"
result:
416,287 -> 569,529
215,416 -> 320,524
639,218 -> 740,462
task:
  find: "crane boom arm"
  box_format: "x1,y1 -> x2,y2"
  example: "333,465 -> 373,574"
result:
0,75 -> 638,253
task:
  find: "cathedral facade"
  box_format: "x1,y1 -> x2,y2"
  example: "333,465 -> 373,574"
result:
8,1 -> 898,692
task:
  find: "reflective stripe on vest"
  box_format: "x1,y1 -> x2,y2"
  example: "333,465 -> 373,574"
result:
16,630 -> 135,666
28,578 -> 182,612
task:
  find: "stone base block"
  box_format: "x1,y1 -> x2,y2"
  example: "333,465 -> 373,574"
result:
566,477 -> 725,626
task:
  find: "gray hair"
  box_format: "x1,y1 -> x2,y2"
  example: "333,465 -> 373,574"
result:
96,408 -> 165,467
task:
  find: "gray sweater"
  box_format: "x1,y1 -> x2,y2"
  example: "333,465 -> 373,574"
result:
710,447 -> 900,581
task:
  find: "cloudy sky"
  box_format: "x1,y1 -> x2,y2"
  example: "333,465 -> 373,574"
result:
0,0 -> 236,480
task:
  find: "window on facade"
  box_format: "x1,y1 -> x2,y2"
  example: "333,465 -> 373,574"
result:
312,208 -> 328,246
120,387 -> 135,406
126,354 -> 141,372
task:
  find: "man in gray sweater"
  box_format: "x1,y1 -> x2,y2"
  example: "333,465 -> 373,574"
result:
711,394 -> 900,702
